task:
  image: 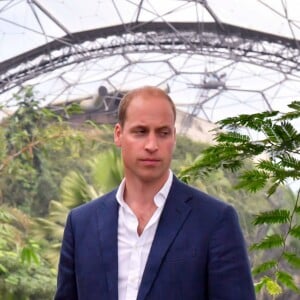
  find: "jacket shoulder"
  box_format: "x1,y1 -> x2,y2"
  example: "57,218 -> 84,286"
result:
68,189 -> 118,220
172,176 -> 230,210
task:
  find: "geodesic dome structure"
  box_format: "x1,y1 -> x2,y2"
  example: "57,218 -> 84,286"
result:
1,0 -> 300,127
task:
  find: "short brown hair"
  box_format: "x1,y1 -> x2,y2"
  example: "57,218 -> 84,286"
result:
117,86 -> 176,126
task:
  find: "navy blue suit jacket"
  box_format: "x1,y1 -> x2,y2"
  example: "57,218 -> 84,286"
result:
55,176 -> 256,299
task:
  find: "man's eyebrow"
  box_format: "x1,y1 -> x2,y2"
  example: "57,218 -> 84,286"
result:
131,125 -> 148,129
156,126 -> 172,130
130,124 -> 172,130
130,125 -> 148,131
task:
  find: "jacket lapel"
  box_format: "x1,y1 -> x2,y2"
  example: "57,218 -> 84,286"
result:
96,191 -> 119,300
137,177 -> 192,300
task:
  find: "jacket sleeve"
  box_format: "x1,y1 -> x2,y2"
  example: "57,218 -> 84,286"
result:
54,212 -> 78,300
208,205 -> 256,300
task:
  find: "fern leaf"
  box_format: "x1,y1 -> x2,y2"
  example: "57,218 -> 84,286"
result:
267,182 -> 280,197
278,153 -> 300,169
262,123 -> 282,143
236,169 -> 269,192
252,260 -> 277,276
216,132 -> 250,143
280,111 -> 300,120
264,122 -> 297,145
280,121 -> 298,139
252,209 -> 290,225
250,234 -> 284,251
239,142 -> 265,155
257,160 -> 281,173
258,159 -> 297,183
279,101 -> 300,120
218,111 -> 278,131
276,270 -> 300,293
290,225 -> 300,239
288,100 -> 300,110
283,252 -> 300,268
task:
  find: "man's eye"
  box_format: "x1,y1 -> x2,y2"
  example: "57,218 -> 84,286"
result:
160,131 -> 170,136
134,129 -> 145,134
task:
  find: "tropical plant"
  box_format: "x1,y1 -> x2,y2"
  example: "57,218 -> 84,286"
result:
179,101 -> 300,299
0,87 -> 87,216
0,205 -> 56,299
34,148 -> 123,268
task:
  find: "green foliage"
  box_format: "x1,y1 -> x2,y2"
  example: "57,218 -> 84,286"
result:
282,252 -> 300,268
290,225 -> 300,239
34,148 -> 123,269
0,206 -> 55,299
89,148 -> 123,193
0,87 -> 88,215
250,234 -> 285,250
235,169 -> 269,192
0,87 -> 109,298
179,100 -> 300,298
253,209 -> 291,225
252,260 -> 277,276
276,270 -> 300,293
0,252 -> 56,300
1,87 -> 299,299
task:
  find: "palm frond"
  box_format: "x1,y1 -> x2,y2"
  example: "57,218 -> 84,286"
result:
89,148 -> 123,193
60,171 -> 95,208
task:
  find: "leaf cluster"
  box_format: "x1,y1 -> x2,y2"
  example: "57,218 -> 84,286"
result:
179,101 -> 300,298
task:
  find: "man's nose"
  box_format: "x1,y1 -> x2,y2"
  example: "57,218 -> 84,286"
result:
145,133 -> 158,152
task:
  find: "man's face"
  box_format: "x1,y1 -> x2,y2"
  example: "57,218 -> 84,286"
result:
114,94 -> 176,184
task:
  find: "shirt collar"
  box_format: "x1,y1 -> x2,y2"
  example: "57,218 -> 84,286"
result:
116,170 -> 173,208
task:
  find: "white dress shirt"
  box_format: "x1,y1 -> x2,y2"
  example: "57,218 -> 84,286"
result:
116,171 -> 173,300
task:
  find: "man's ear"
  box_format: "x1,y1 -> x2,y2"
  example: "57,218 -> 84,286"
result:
114,123 -> 122,147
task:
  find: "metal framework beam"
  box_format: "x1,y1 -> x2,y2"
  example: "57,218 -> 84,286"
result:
1,22 -> 300,94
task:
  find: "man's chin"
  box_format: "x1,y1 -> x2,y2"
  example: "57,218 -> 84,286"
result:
137,169 -> 168,183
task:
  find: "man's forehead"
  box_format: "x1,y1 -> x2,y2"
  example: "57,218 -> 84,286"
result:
132,123 -> 174,128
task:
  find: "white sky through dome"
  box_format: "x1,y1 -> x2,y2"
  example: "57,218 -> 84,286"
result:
1,0 -> 300,122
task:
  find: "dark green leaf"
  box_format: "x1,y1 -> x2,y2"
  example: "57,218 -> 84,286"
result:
252,260 -> 277,275
267,182 -> 280,197
276,270 -> 300,293
283,252 -> 300,268
235,170 -> 269,192
252,209 -> 290,225
215,132 -> 250,143
250,234 -> 284,250
295,206 -> 300,214
290,225 -> 300,239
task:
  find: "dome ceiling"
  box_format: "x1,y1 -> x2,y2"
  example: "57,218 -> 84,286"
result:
1,0 -> 300,126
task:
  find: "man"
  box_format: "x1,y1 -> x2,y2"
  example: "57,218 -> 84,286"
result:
55,86 -> 256,300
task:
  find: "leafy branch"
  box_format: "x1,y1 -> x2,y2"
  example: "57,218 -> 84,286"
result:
179,101 -> 300,298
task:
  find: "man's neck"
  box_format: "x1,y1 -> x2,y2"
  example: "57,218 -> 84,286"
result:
123,173 -> 169,206
124,181 -> 159,207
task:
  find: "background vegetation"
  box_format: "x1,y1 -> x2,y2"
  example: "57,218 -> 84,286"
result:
0,88 -> 298,299
179,102 -> 300,299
